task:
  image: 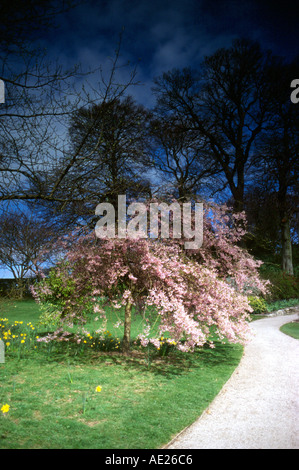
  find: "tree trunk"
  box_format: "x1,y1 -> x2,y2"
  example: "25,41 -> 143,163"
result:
122,301 -> 132,354
281,216 -> 293,275
232,169 -> 245,213
278,176 -> 294,276
9,277 -> 26,299
233,197 -> 244,214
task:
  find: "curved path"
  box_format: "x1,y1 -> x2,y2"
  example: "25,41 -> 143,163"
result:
165,312 -> 299,449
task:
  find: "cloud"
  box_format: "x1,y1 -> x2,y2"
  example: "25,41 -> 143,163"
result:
150,30 -> 200,75
34,0 -> 296,109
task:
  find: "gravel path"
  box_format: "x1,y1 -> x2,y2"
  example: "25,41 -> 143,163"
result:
165,311 -> 299,449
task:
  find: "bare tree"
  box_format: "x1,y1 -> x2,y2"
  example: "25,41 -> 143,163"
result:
56,95 -> 152,226
252,57 -> 299,274
0,26 -> 141,211
149,115 -> 221,201
0,0 -> 84,206
0,0 -> 142,214
0,211 -> 61,297
153,39 -> 273,212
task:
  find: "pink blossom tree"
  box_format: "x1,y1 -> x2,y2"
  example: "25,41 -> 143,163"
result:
188,202 -> 269,294
32,201 -> 268,354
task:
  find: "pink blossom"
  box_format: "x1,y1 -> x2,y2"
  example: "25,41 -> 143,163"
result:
32,201 -> 267,353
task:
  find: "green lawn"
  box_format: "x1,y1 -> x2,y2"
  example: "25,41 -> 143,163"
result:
0,298 -> 159,340
0,299 -> 243,449
280,321 -> 299,340
0,298 -> 42,323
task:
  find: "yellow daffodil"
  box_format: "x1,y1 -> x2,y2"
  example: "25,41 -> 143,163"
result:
1,404 -> 10,414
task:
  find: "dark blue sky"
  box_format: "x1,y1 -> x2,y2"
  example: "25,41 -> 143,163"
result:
38,0 -> 298,107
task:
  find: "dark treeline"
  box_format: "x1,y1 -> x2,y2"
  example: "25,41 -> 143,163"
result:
0,2 -> 298,281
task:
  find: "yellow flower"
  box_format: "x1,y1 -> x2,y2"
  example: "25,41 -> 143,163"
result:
21,340 -> 25,344
5,342 -> 10,347
1,404 -> 10,414
95,386 -> 102,393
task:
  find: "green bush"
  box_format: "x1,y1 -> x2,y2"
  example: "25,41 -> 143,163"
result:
43,266 -> 76,306
267,298 -> 299,312
248,295 -> 269,314
260,266 -> 299,301
32,264 -> 93,328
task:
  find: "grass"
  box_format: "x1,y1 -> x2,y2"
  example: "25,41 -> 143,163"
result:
0,299 -> 243,449
0,298 -> 160,340
0,298 -> 41,323
280,321 -> 299,340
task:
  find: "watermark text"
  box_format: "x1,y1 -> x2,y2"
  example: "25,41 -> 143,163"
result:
95,195 -> 203,249
290,79 -> 299,103
0,80 -> 5,103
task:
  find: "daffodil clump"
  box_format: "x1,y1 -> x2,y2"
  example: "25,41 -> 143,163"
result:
0,316 -> 125,356
70,329 -> 122,352
0,318 -> 39,354
27,324 -> 124,355
156,336 -> 177,356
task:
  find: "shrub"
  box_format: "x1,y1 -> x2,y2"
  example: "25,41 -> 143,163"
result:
248,296 -> 269,314
31,264 -> 92,327
260,266 -> 299,301
267,298 -> 299,312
